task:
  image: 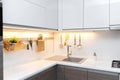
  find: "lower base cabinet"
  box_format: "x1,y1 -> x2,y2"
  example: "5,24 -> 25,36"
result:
57,65 -> 65,80
26,65 -> 119,80
25,66 -> 57,80
88,69 -> 119,80
64,66 -> 87,80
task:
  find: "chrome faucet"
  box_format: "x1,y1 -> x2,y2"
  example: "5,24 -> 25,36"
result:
67,45 -> 72,58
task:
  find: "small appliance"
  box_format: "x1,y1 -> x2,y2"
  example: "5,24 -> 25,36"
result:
112,60 -> 120,68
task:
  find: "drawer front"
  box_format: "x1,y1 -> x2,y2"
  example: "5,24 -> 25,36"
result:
88,69 -> 119,80
65,66 -> 87,80
57,65 -> 65,80
26,66 -> 57,80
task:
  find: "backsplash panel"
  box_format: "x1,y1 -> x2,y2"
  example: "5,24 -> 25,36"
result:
4,28 -> 120,67
3,28 -> 54,67
54,31 -> 120,61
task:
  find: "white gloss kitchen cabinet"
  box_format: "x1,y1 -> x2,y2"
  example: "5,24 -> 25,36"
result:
84,0 -> 109,29
3,0 -> 58,29
60,0 -> 84,30
110,0 -> 120,28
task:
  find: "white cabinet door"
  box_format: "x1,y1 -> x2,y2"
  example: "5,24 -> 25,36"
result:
84,0 -> 109,29
61,0 -> 83,29
3,0 -> 58,29
110,0 -> 120,26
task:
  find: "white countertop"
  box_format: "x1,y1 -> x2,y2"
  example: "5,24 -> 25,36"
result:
4,60 -> 56,80
4,56 -> 120,80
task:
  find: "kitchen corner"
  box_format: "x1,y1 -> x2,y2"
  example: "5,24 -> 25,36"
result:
2,0 -> 120,80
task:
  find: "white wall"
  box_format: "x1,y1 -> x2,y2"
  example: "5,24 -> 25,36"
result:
54,31 -> 120,61
3,28 -> 54,68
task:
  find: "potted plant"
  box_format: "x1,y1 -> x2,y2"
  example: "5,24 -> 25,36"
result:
9,37 -> 19,50
9,37 -> 19,44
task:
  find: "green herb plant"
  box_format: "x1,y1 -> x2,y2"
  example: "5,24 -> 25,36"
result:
9,37 -> 19,43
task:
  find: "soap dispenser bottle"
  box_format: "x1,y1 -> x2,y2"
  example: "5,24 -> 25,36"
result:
93,52 -> 97,61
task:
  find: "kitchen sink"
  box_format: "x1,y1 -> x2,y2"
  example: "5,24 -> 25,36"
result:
63,57 -> 86,63
46,55 -> 86,63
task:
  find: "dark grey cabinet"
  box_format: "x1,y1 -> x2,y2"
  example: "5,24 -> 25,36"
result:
64,66 -> 87,80
26,65 -> 119,80
88,69 -> 119,80
26,66 -> 57,80
57,65 -> 65,80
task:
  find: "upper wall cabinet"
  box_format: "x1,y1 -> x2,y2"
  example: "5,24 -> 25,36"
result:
110,0 -> 120,28
84,0 -> 109,29
3,0 -> 58,29
60,0 -> 84,30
